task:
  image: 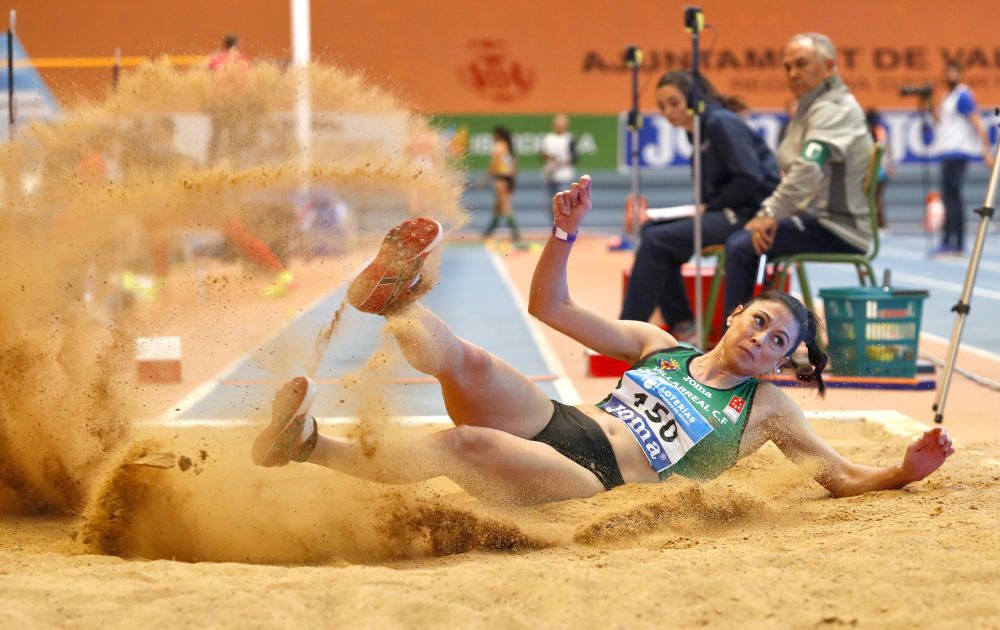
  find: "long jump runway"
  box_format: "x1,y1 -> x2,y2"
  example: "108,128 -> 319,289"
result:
168,243 -> 578,424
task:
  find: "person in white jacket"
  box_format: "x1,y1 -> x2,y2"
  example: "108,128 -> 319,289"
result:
541,114 -> 576,218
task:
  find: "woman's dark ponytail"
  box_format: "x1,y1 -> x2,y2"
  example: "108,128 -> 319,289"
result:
796,311 -> 828,396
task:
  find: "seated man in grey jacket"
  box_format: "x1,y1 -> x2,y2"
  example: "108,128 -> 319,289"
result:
723,32 -> 874,315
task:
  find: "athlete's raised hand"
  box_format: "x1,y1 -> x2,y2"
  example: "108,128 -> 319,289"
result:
552,175 -> 592,236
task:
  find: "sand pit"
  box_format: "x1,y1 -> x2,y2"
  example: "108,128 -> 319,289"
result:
3,43 -> 998,628
1,420 -> 998,626
75,426 -> 551,564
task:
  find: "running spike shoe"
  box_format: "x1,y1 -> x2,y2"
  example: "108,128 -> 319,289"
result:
251,376 -> 319,467
348,217 -> 443,314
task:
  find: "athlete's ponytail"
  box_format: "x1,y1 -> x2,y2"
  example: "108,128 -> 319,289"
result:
796,310 -> 828,396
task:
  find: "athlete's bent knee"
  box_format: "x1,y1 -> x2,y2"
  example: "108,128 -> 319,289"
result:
437,425 -> 502,466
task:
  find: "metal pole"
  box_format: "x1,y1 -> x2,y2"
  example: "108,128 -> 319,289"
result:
291,0 -> 312,183
685,6 -> 705,346
625,45 -> 643,248
7,10 -> 15,141
932,111 -> 1000,423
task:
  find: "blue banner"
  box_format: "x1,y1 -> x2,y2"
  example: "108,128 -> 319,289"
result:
618,111 -> 783,172
619,109 -> 1000,172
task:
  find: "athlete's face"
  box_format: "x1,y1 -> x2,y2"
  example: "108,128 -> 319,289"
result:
656,84 -> 694,131
724,301 -> 801,374
783,40 -> 834,98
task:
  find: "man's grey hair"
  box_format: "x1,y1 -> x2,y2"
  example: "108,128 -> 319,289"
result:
789,32 -> 837,64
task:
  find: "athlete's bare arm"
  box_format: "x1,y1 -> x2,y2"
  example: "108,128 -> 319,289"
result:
528,175 -> 676,364
749,384 -> 954,498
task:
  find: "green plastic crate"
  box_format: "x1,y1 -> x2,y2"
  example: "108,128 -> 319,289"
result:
819,287 -> 929,377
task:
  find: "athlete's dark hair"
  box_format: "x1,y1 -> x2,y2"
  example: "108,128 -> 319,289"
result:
746,290 -> 828,395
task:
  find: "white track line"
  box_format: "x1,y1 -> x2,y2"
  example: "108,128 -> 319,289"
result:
920,331 -> 1000,364
891,271 -> 1000,301
146,415 -> 452,428
485,248 -> 583,405
880,245 -> 1000,274
155,410 -> 934,440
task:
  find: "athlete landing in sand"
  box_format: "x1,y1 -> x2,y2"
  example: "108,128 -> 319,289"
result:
252,175 -> 953,505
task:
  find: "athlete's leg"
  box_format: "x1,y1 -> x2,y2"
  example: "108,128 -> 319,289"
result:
347,216 -> 552,437
387,302 -> 554,439
255,353 -> 601,501
309,424 -> 605,504
494,178 -> 511,217
499,180 -> 520,240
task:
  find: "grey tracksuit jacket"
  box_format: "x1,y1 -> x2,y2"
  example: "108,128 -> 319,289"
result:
763,75 -> 875,252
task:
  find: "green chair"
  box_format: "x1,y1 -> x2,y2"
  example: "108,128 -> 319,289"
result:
769,143 -> 885,323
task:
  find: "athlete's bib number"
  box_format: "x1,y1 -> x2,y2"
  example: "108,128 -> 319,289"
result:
600,370 -> 714,473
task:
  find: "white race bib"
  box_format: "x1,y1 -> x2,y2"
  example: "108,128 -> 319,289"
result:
600,370 -> 715,473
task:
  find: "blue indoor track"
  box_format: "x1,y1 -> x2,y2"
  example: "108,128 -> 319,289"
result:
174,243 -> 575,422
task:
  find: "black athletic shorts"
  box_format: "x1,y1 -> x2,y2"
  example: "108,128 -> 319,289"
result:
530,400 -> 625,491
493,174 -> 516,192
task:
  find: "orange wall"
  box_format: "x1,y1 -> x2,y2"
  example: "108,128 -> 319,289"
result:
15,0 -> 1000,112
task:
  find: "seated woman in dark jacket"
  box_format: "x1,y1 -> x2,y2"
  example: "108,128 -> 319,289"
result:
620,71 -> 780,342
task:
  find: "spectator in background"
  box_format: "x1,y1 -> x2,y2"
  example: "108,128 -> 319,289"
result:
931,61 -> 994,255
724,33 -> 873,317
541,114 -> 576,219
620,71 -> 779,342
722,94 -> 752,123
865,108 -> 894,230
206,33 -> 257,165
206,34 -> 295,297
777,96 -> 798,144
208,34 -> 249,71
482,126 -> 521,242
